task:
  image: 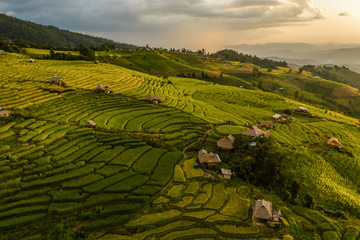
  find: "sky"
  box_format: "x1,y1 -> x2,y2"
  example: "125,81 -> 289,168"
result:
0,0 -> 360,51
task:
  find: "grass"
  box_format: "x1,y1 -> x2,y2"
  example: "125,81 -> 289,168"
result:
125,209 -> 181,227
215,224 -> 260,234
1,52 -> 360,239
183,158 -> 204,179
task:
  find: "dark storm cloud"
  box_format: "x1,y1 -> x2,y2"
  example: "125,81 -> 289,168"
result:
0,0 -> 323,32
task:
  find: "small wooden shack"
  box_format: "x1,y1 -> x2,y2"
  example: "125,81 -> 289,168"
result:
272,114 -> 284,123
253,199 -> 281,227
327,137 -> 343,149
253,199 -> 272,221
95,85 -> 111,94
259,121 -> 273,129
50,76 -> 63,85
0,50 -> 4,55
242,126 -> 271,139
29,59 -> 35,63
221,168 -> 232,179
282,113 -> 295,122
86,120 -> 96,128
145,95 -> 162,104
104,86 -> 111,94
0,109 -> 11,117
94,60 -> 100,64
292,106 -> 309,113
198,149 -> 221,168
217,134 -> 235,151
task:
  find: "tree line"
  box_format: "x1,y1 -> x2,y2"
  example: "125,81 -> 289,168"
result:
211,49 -> 288,69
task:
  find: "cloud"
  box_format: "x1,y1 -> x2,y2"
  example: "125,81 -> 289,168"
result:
0,0 -> 324,31
338,12 -> 349,17
0,0 -> 325,49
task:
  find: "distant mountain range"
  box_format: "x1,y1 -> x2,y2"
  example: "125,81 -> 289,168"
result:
229,43 -> 360,73
0,13 -> 137,48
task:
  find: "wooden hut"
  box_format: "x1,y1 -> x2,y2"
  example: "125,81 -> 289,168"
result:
259,121 -> 273,129
0,110 -> 11,117
242,126 -> 265,138
29,59 -> 35,63
94,60 -> 100,64
263,130 -> 272,138
145,95 -> 162,104
272,114 -> 284,123
104,86 -> 111,94
327,137 -> 343,149
86,120 -> 96,128
292,106 -> 309,113
50,76 -> 63,85
0,50 -> 4,55
221,168 -> 232,179
198,149 -> 221,168
253,200 -> 272,221
217,134 -> 235,151
281,113 -> 295,122
96,84 -> 111,93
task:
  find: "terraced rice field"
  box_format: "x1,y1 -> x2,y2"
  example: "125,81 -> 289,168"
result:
1,53 -> 360,239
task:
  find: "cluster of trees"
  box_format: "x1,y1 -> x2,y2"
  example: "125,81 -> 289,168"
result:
177,71 -> 209,79
220,135 -> 315,206
0,38 -> 23,53
211,49 -> 288,69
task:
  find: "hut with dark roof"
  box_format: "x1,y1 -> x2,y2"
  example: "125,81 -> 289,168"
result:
217,135 -> 235,151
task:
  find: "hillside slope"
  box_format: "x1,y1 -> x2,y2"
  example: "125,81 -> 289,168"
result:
1,53 -> 360,239
0,13 -> 135,48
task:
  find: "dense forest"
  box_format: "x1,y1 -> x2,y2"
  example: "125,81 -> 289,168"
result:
0,13 -> 136,49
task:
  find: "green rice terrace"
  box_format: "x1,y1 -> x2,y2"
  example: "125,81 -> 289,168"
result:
1,52 -> 360,239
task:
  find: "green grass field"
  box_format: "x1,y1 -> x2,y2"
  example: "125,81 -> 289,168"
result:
1,52 -> 360,239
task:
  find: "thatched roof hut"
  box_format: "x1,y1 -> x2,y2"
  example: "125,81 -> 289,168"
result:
327,137 -> 343,149
242,126 -> 265,138
259,121 -> 273,129
263,130 -> 272,138
86,120 -> 96,128
50,76 -> 63,84
145,95 -> 162,103
0,110 -> 11,117
217,134 -> 235,150
96,84 -> 105,91
145,95 -> 154,102
153,96 -> 162,102
292,106 -> 308,113
253,200 -> 272,220
198,150 -> 221,166
198,149 -> 208,156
